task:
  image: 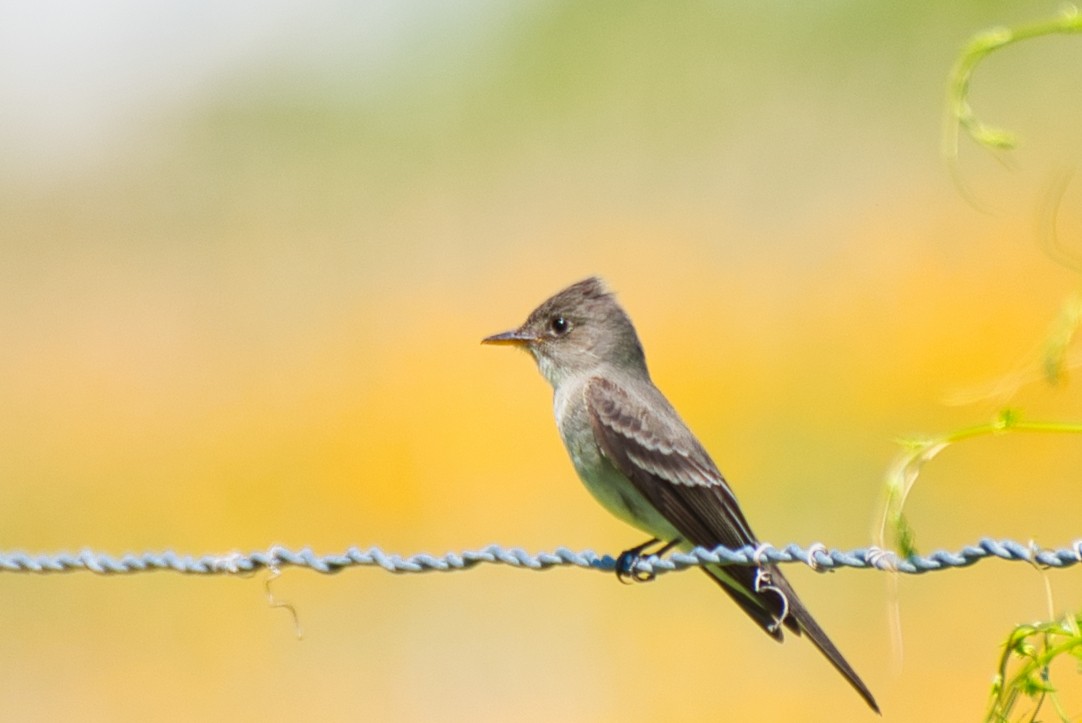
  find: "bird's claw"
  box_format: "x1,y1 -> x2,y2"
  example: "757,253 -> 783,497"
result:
615,537 -> 679,584
616,550 -> 658,583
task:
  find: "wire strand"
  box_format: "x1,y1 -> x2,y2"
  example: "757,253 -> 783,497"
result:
1,537 -> 1080,577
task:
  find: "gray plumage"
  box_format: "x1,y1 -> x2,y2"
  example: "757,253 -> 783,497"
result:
483,276 -> 878,714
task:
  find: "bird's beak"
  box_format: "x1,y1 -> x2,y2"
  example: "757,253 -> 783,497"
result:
481,328 -> 536,346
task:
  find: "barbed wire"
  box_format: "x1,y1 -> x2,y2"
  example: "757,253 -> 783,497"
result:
0,537 -> 1080,578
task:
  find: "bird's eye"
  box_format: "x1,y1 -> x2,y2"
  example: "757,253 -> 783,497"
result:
550,316 -> 570,336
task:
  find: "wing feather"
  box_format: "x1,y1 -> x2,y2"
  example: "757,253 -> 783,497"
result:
584,375 -> 879,712
585,375 -> 759,552
583,376 -> 795,635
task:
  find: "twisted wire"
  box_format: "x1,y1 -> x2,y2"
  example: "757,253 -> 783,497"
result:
1,537 -> 1079,577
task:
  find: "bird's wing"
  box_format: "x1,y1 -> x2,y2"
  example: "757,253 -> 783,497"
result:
584,375 -> 880,713
584,375 -> 757,551
583,375 -> 791,634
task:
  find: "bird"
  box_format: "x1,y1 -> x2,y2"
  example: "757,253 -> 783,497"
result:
482,276 -> 878,713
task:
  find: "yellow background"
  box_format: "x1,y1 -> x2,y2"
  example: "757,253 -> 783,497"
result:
2,3 -> 1081,721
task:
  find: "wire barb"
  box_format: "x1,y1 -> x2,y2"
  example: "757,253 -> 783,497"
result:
0,537 -> 1079,578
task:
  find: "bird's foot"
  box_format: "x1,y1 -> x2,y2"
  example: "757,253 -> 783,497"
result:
615,538 -> 680,584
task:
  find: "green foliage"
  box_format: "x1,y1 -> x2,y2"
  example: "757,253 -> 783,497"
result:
944,6 -> 1082,168
985,613 -> 1082,723
878,409 -> 1082,558
880,10 -> 1082,719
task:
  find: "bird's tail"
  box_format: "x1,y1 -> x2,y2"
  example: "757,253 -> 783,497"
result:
702,563 -> 879,714
771,570 -> 880,715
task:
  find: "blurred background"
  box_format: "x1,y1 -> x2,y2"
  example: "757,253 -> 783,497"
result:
2,2 -> 1082,721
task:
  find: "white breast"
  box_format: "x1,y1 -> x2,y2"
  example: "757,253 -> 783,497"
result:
551,378 -> 681,541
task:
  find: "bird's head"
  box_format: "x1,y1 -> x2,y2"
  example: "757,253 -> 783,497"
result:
482,276 -> 648,388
